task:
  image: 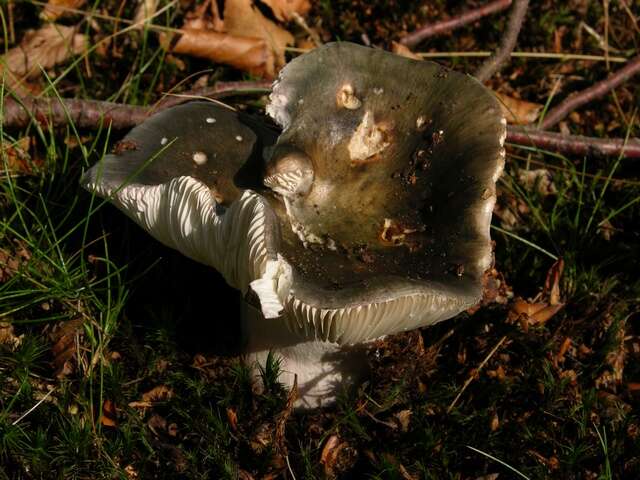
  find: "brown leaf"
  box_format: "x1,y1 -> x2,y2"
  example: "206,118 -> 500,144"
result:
517,168 -> 557,197
529,303 -> 563,325
101,399 -> 118,427
168,29 -> 275,78
0,322 -> 22,351
224,0 -> 294,75
398,464 -> 417,480
490,412 -> 500,431
393,409 -> 412,432
391,41 -> 422,61
133,0 -> 158,29
226,407 -> 238,431
0,24 -> 87,90
41,0 -> 87,20
508,299 -> 563,327
1,137 -> 41,175
50,318 -> 85,378
320,435 -> 340,467
258,0 -> 311,21
495,92 -> 543,125
148,413 -> 167,434
141,385 -> 174,403
544,258 -> 564,305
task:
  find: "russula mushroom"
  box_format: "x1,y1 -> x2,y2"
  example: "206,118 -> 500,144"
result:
82,42 -> 505,408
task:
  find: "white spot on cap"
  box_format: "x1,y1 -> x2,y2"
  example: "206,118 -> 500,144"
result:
373,87 -> 384,95
206,117 -> 216,124
160,137 -> 168,145
235,135 -> 243,142
192,151 -> 207,165
416,115 -> 427,129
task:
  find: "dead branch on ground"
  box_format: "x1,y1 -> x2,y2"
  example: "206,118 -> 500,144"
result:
475,0 -> 530,82
399,0 -> 513,48
540,54 -> 640,130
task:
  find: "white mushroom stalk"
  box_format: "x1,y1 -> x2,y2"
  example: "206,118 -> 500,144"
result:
82,43 -> 506,409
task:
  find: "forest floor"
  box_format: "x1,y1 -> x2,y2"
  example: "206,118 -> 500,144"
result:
1,1 -> 639,479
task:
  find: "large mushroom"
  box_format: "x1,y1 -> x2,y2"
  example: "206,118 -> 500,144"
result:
82,42 -> 505,408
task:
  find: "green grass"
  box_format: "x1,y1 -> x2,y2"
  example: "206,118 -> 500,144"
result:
1,0 -> 640,478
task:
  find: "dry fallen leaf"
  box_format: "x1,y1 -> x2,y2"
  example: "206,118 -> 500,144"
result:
490,412 -> 500,431
391,41 -> 422,61
41,0 -> 87,20
517,168 -> 557,197
1,137 -> 40,175
508,298 -> 563,328
133,0 -> 159,29
393,409 -> 412,432
258,0 -> 311,21
0,24 -> 87,90
169,29 -> 274,78
495,92 -> 543,125
544,258 -> 564,305
224,0 -> 294,75
0,322 -> 22,351
101,399 -> 118,427
226,407 -> 238,431
50,318 -> 85,378
142,385 -> 174,403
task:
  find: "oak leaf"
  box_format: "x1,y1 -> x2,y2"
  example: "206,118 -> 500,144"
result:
0,24 -> 86,90
224,0 -> 294,75
169,29 -> 274,78
258,0 -> 311,21
41,0 -> 87,20
495,92 -> 543,125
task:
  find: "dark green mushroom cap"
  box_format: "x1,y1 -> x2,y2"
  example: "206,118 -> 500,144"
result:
264,42 -> 505,342
80,102 -> 285,315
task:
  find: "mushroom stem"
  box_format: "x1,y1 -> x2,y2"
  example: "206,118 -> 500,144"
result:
241,302 -> 368,409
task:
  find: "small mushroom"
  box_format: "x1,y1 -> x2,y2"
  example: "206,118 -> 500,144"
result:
82,43 -> 505,409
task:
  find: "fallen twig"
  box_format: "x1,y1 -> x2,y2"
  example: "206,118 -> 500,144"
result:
1,81 -> 271,130
540,54 -> 640,130
400,0 -> 513,48
507,125 -> 640,158
447,336 -> 507,413
475,0 -> 530,82
3,88 -> 639,158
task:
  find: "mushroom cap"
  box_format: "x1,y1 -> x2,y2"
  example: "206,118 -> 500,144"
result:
81,102 -> 284,314
264,42 -> 505,342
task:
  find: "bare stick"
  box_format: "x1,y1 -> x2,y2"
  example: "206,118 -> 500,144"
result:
475,0 -> 529,82
1,81 -> 271,130
400,0 -> 512,48
540,54 -> 640,130
2,96 -> 149,130
507,126 -> 640,158
447,336 -> 507,413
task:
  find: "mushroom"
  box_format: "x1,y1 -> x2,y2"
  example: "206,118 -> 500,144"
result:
82,42 -> 505,408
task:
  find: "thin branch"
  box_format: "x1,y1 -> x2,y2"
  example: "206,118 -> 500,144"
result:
540,54 -> 640,130
400,0 -> 513,48
447,336 -> 507,413
506,125 -> 640,158
3,89 -> 639,159
475,0 -> 529,82
1,81 -> 271,130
